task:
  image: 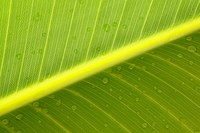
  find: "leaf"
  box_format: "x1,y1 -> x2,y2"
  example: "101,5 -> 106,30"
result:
0,0 -> 200,132
1,31 -> 200,133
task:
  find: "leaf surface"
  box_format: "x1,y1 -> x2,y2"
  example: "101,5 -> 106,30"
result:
0,0 -> 200,132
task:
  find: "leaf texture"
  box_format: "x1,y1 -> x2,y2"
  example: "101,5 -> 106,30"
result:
1,30 -> 200,132
0,0 -> 200,132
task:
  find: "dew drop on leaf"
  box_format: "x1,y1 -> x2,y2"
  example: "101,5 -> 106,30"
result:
142,123 -> 147,128
189,61 -> 194,65
103,24 -> 111,32
32,102 -> 40,107
86,27 -> 92,32
128,64 -> 135,70
42,33 -> 46,37
122,24 -> 127,29
74,49 -> 78,54
102,78 -> 109,84
78,0 -> 84,5
135,98 -> 139,102
38,120 -> 42,124
112,22 -> 117,27
117,66 -> 122,71
71,105 -> 77,111
186,36 -> 192,41
2,119 -> 9,125
104,123 -> 108,127
157,89 -> 162,93
187,46 -> 197,53
165,124 -> 169,129
38,49 -> 43,54
118,96 -> 122,100
136,111 -> 140,115
177,54 -> 183,58
16,114 -> 23,120
16,53 -> 22,60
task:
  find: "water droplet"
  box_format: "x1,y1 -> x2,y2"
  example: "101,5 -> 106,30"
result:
187,46 -> 196,53
38,120 -> 42,124
151,63 -> 155,66
56,100 -> 62,106
142,123 -> 148,128
74,49 -> 78,54
109,88 -> 113,92
71,105 -> 77,111
16,53 -> 22,60
16,15 -> 20,20
128,64 -> 135,70
104,123 -> 108,127
86,27 -> 92,32
103,24 -> 111,32
102,78 -> 109,84
16,114 -> 23,120
38,49 -> 43,54
177,54 -> 183,58
135,98 -> 139,102
118,96 -> 122,100
112,22 -> 117,27
153,86 -> 157,90
122,24 -> 127,29
189,61 -> 194,65
31,50 -> 36,55
69,9 -> 73,13
117,66 -> 122,71
42,33 -> 46,37
2,119 -> 9,125
140,56 -> 144,60
96,47 -> 101,52
165,124 -> 169,129
136,111 -> 140,115
78,0 -> 84,5
186,36 -> 192,41
157,89 -> 162,93
34,12 -> 41,22
32,102 -> 39,107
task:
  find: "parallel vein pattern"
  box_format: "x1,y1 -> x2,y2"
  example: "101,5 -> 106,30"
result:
0,30 -> 200,132
0,0 -> 200,97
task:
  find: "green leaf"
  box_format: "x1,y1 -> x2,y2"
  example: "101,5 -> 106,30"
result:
0,0 -> 200,132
